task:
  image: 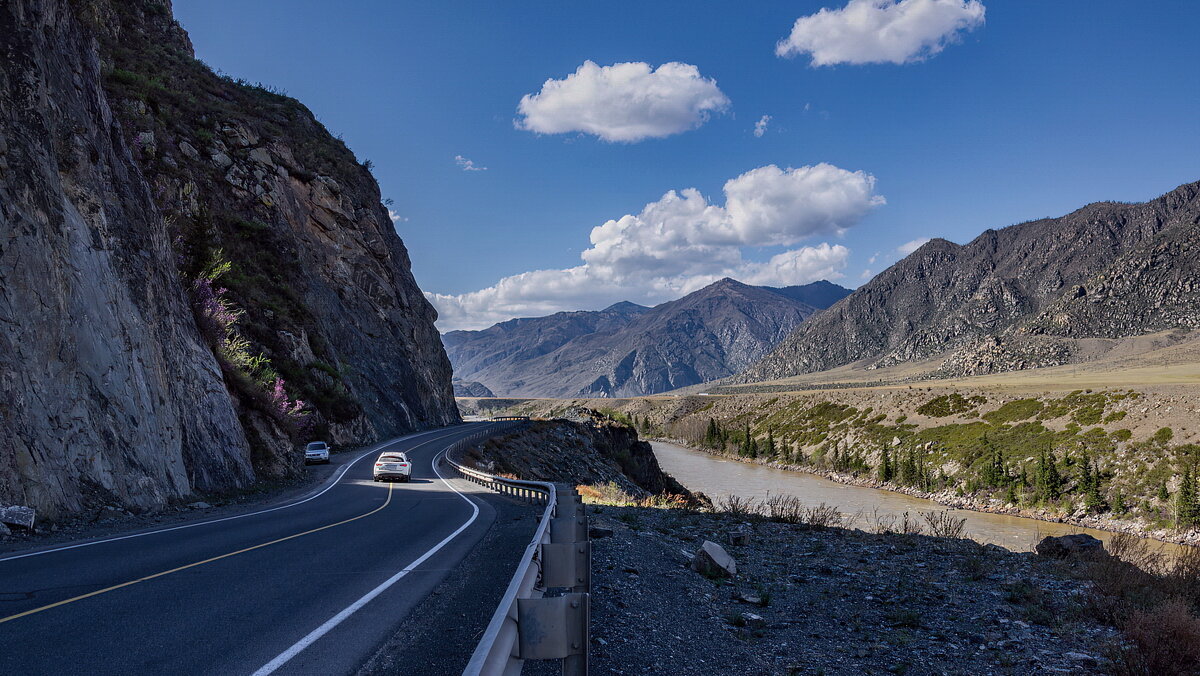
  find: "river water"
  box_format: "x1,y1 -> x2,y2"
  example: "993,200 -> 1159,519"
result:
652,441 -> 1190,556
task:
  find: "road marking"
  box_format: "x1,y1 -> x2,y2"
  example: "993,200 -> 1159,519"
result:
250,449 -> 482,676
0,426 -> 468,564
0,484 -> 397,626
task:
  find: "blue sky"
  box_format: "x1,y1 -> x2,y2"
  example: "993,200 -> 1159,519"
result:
175,1 -> 1200,330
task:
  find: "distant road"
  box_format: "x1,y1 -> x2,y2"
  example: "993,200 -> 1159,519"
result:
0,423 -> 521,675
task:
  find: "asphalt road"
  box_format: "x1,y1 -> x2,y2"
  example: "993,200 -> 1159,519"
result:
0,423 -> 524,675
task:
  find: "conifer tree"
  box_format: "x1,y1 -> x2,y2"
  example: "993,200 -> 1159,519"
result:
1080,453 -> 1107,513
1036,447 -> 1063,502
878,447 -> 894,483
765,429 -> 776,457
1177,466 -> 1198,528
1112,489 -> 1127,515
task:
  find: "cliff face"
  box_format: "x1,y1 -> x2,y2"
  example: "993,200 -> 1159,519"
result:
742,182 -> 1200,381
0,0 -> 458,518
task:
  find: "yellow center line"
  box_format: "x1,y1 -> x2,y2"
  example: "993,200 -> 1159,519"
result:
0,482 -> 396,625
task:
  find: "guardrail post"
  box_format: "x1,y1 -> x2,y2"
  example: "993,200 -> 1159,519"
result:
550,515 -> 587,544
517,593 -> 588,674
541,541 -> 591,592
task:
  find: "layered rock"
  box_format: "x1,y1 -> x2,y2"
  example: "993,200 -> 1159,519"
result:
0,0 -> 457,517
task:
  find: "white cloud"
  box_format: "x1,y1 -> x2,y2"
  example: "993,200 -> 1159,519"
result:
754,115 -> 772,137
516,61 -> 731,143
455,155 -> 487,171
387,210 -> 407,224
428,163 -> 883,330
776,0 -> 985,66
867,251 -> 879,264
860,268 -> 874,279
897,237 -> 931,255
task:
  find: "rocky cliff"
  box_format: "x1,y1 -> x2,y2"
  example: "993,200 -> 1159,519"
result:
464,408 -> 690,498
742,182 -> 1200,381
0,0 -> 457,519
445,279 -> 846,398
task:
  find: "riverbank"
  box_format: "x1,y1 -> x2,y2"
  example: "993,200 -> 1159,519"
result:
586,502 -> 1119,675
652,436 -> 1200,550
475,413 -> 1199,674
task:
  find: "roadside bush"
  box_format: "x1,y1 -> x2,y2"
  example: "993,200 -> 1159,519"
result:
923,510 -> 968,538
1110,599 -> 1200,676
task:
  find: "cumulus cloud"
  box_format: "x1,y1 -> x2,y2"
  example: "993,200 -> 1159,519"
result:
387,210 -> 407,224
455,155 -> 487,171
754,115 -> 772,137
776,0 -> 985,66
428,163 -> 883,330
897,237 -> 931,255
516,61 -> 731,143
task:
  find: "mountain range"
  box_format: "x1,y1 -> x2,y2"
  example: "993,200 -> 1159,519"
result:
742,181 -> 1200,382
445,280 -> 851,397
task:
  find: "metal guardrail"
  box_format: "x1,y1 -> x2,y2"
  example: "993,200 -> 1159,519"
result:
442,422 -> 590,676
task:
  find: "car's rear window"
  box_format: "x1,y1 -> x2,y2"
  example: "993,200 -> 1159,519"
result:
379,454 -> 405,462
306,443 -> 327,450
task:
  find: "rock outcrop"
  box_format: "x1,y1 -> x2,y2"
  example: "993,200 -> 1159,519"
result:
742,182 -> 1200,382
452,379 -> 496,398
445,279 -> 847,397
465,408 -> 690,498
0,0 -> 457,518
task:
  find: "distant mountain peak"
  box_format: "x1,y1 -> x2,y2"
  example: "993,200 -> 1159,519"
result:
444,276 -> 831,397
603,301 -> 649,313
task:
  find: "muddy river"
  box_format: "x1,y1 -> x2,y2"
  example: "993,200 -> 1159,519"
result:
652,441 -> 1190,556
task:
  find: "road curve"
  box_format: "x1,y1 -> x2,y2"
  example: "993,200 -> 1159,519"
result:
0,423 -> 521,675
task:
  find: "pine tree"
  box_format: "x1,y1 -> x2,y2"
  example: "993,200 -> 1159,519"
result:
1005,482 -> 1018,505
1112,489 -> 1128,515
704,418 -> 719,447
748,434 -> 759,459
898,448 -> 919,487
1036,447 -> 1063,502
1080,454 -> 1107,513
1176,466 -> 1198,528
878,447 -> 894,483
1158,481 -> 1171,503
765,429 -> 776,458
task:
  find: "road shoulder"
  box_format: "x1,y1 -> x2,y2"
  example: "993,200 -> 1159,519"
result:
356,491 -> 540,676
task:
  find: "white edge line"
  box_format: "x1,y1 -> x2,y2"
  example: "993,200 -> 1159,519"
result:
0,427 -> 465,564
250,448 -> 481,676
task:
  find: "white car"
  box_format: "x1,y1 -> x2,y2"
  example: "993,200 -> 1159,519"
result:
304,441 -> 331,464
373,452 -> 412,482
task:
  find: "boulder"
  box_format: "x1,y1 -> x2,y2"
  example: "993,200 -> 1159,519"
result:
690,540 -> 737,578
1035,533 -> 1107,559
739,612 -> 766,629
178,140 -> 200,160
0,505 -> 36,530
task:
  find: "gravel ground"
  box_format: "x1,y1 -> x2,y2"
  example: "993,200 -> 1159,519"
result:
586,505 -> 1120,675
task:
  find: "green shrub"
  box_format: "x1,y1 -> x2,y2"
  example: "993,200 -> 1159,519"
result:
983,399 -> 1043,424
